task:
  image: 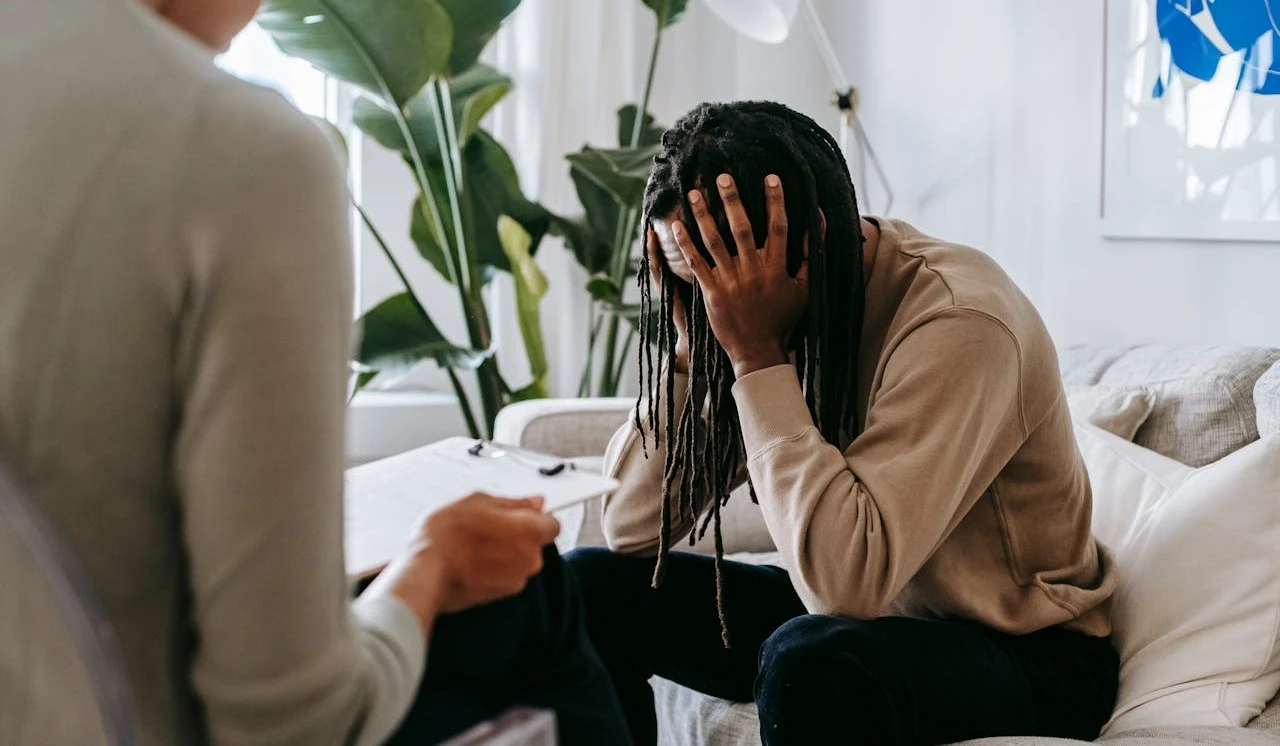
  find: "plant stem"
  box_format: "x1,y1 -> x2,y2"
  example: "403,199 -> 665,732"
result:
579,310 -> 603,398
326,5 -> 460,296
356,204 -> 482,438
630,30 -> 663,147
609,325 -> 638,394
314,2 -> 498,433
426,78 -> 505,434
597,313 -> 622,395
446,368 -> 482,440
592,28 -> 664,397
428,78 -> 473,297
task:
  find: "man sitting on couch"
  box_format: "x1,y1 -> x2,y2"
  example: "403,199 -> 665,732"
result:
566,101 -> 1120,746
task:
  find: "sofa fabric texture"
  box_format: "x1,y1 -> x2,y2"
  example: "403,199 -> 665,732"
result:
1057,346 -> 1280,467
492,345 -> 1280,746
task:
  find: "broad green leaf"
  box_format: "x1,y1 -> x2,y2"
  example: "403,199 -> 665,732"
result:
572,167 -> 621,239
566,144 -> 659,209
642,0 -> 688,28
409,191 -> 462,283
549,211 -> 612,276
617,105 -> 665,147
437,0 -> 521,75
549,166 -> 621,275
442,132 -> 550,279
352,65 -> 510,159
497,216 -> 549,402
361,95 -> 549,281
585,275 -> 623,304
454,65 -> 513,143
349,368 -> 380,402
356,292 -> 493,372
258,0 -> 451,106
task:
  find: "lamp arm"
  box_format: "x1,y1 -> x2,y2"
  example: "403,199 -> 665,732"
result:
797,0 -> 894,213
799,0 -> 851,92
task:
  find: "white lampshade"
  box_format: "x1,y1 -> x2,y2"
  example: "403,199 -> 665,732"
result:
701,0 -> 800,44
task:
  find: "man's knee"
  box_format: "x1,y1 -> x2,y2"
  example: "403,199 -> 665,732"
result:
757,615 -> 848,694
756,616 -> 883,715
563,546 -> 653,598
756,616 -> 904,745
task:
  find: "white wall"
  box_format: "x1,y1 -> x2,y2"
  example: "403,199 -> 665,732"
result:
820,0 -> 1280,348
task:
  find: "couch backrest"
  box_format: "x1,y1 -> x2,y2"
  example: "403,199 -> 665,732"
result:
1060,346 -> 1280,467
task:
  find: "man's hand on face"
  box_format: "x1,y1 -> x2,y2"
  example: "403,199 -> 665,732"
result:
371,493 -> 561,629
670,174 -> 808,380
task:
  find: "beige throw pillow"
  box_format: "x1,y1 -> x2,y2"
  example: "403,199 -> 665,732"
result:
1075,424 -> 1280,734
1067,386 -> 1155,441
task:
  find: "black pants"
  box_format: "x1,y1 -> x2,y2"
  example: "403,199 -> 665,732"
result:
565,547 -> 1119,746
376,547 -> 631,746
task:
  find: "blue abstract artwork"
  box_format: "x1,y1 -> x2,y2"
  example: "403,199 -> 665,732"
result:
1153,0 -> 1280,97
1103,0 -> 1280,240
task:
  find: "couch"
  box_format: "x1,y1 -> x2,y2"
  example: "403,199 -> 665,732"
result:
494,345 -> 1280,746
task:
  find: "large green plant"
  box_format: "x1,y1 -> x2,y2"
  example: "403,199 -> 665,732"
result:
553,0 -> 687,397
259,0 -> 551,438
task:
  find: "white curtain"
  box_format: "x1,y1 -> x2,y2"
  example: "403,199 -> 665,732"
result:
485,0 -> 651,398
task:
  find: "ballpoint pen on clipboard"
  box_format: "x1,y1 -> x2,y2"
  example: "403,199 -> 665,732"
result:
465,440 -> 577,477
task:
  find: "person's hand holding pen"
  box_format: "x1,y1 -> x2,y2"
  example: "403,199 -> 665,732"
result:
365,493 -> 560,629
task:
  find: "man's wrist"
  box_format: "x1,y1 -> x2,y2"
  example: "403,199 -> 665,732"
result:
371,541 -> 447,632
730,344 -> 789,379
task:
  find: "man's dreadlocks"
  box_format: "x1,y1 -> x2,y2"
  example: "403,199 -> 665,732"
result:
635,101 -> 866,646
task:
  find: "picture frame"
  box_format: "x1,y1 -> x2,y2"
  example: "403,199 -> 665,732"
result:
1102,0 -> 1280,242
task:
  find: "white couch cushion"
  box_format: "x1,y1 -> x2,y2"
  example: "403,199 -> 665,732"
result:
1075,425 -> 1280,733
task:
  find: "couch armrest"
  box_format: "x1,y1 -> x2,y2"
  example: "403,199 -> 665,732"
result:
494,398 -> 632,552
493,398 -> 633,458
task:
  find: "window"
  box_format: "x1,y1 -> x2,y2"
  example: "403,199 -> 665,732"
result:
217,22 -> 330,119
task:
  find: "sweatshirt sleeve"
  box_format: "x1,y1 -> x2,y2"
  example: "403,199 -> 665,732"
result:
731,310 -> 1027,618
171,80 -> 424,746
600,368 -> 748,555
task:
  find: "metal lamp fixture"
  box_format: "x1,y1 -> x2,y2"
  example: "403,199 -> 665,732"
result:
701,0 -> 894,213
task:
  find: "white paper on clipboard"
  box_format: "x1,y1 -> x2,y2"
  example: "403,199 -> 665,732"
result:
345,437 -> 618,579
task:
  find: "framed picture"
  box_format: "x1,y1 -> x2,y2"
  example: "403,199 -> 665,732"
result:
1102,0 -> 1280,241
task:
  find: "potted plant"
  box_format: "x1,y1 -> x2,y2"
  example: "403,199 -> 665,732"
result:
259,0 -> 552,438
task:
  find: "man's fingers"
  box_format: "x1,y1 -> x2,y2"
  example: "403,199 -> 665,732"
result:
716,173 -> 757,262
534,513 -> 561,543
671,220 -> 713,286
510,495 -> 546,511
507,508 -> 561,544
686,189 -> 732,269
764,174 -> 788,260
484,494 -> 544,511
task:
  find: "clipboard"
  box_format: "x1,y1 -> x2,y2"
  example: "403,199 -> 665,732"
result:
344,437 -> 618,580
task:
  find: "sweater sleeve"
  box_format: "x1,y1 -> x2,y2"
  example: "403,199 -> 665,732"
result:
731,310 -> 1027,618
171,81 -> 423,746
600,368 -> 749,555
